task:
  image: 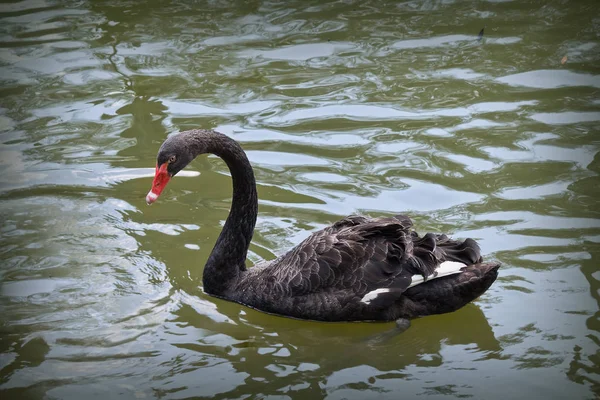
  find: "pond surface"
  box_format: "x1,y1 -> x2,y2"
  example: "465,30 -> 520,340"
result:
1,0 -> 599,399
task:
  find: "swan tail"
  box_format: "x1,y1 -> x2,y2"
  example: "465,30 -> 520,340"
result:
401,262 -> 500,317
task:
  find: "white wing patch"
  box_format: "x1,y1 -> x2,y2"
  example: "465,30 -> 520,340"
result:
408,261 -> 465,288
360,288 -> 391,304
361,261 -> 466,304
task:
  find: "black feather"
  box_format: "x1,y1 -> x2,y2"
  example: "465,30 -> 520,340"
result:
232,214 -> 498,321
152,130 -> 500,323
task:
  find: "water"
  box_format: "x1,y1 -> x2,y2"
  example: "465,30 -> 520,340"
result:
1,0 -> 599,399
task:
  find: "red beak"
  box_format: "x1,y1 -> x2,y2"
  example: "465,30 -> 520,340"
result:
146,163 -> 171,204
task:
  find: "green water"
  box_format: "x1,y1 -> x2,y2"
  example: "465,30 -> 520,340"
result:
1,0 -> 599,399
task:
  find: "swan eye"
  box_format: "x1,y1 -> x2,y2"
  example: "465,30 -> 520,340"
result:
168,155 -> 176,163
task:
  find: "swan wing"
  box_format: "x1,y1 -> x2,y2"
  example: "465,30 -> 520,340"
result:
267,215 -> 480,304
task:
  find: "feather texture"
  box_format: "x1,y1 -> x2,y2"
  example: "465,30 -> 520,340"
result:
230,214 -> 498,321
151,130 -> 500,323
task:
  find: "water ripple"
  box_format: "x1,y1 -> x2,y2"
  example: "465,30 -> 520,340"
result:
497,70 -> 600,89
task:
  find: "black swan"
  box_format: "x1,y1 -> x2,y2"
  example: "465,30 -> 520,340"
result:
146,129 -> 499,327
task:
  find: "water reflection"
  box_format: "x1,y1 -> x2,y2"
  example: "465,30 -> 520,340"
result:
148,294 -> 502,399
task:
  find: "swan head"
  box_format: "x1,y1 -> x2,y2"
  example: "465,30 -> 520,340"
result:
146,132 -> 196,204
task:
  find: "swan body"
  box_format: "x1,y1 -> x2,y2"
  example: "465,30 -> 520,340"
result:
147,129 -> 499,323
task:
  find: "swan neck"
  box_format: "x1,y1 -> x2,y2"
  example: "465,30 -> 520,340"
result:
198,132 -> 257,295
